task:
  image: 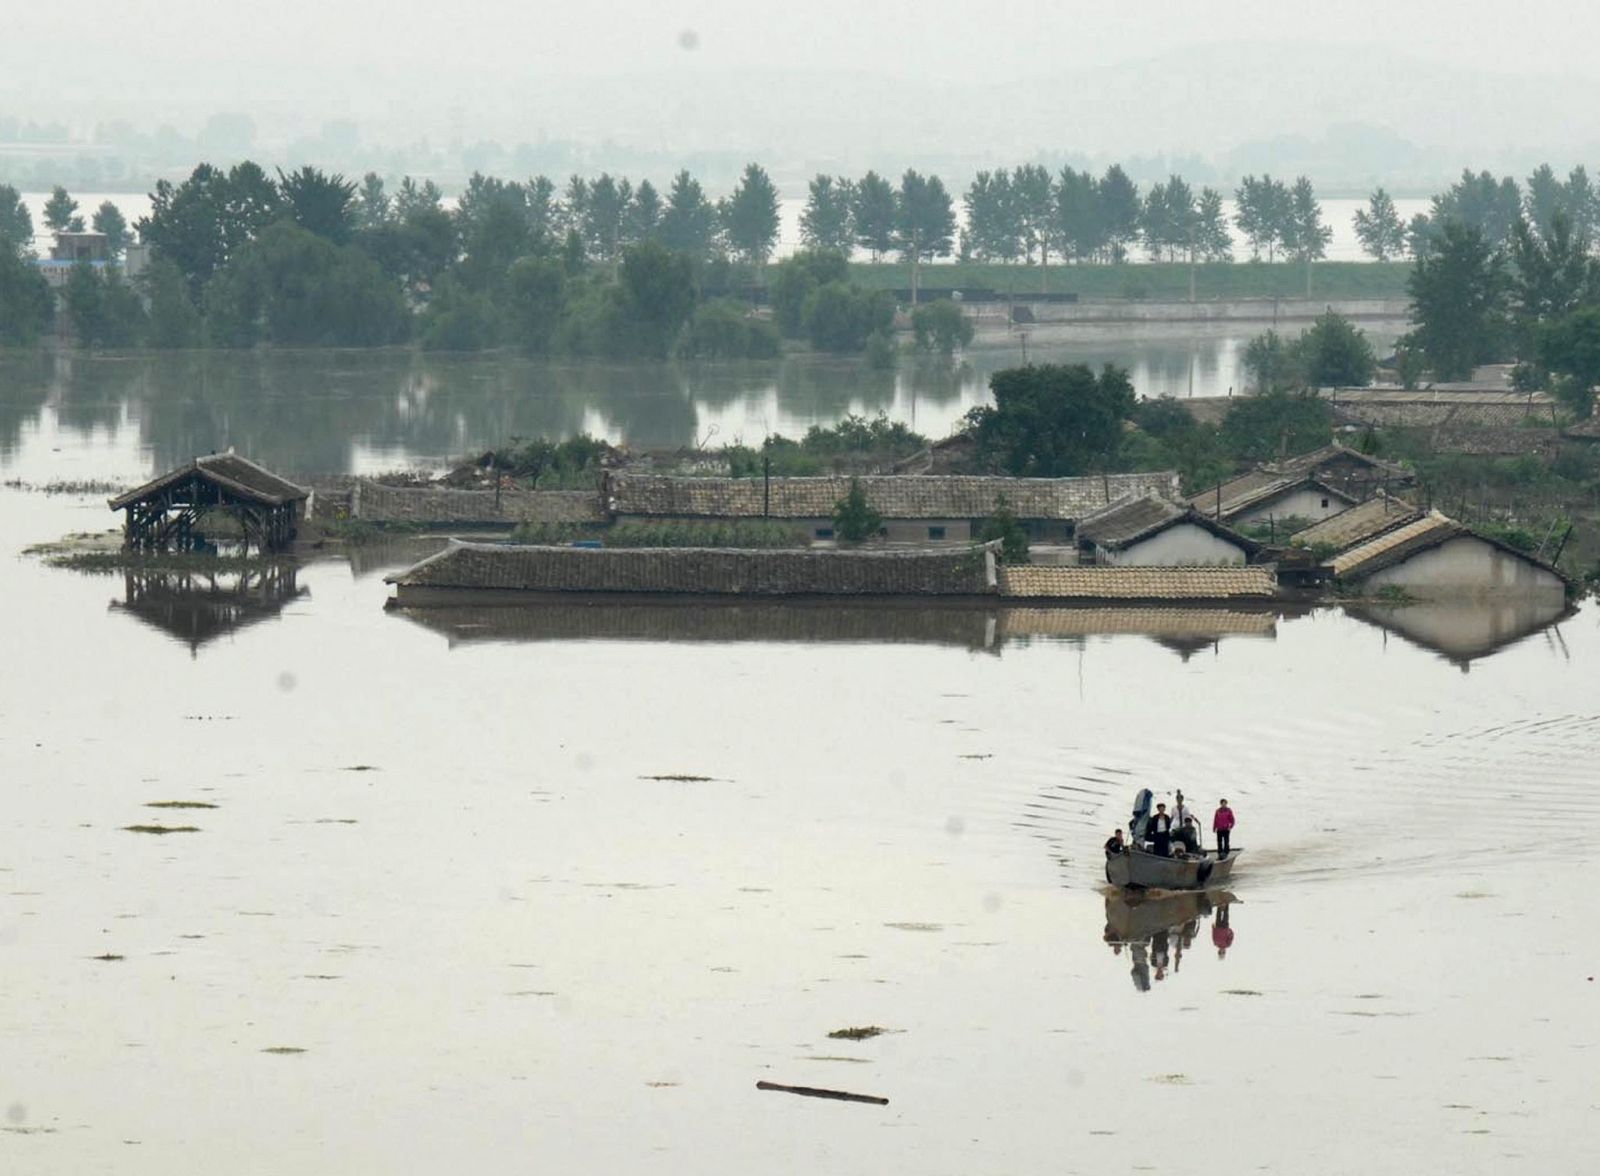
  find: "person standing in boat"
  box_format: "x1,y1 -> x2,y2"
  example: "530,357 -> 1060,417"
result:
1148,803 -> 1173,857
1173,790 -> 1194,845
1213,799 -> 1236,858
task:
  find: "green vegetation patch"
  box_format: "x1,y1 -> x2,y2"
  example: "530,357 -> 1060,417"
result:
827,1026 -> 887,1041
123,824 -> 201,835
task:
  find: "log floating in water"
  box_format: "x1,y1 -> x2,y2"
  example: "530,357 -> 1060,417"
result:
756,1080 -> 889,1106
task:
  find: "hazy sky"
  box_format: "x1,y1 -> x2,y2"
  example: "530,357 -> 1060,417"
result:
16,0 -> 1600,80
11,2 -> 1600,174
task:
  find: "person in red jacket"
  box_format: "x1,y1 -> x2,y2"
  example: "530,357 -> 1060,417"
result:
1213,799 -> 1236,858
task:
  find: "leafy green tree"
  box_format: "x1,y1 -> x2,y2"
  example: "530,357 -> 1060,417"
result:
504,255 -> 567,354
1234,174 -> 1290,261
43,185 -> 77,233
1055,166 -> 1105,263
1427,170 -> 1522,250
1283,176 -> 1331,294
1243,329 -> 1301,392
1195,188 -> 1232,262
393,176 -> 444,218
1220,390 -> 1332,464
832,477 -> 883,542
618,240 -> 697,358
851,170 -> 897,262
91,201 -> 128,257
803,281 -> 893,353
1296,310 -> 1376,387
910,299 -> 973,356
277,166 -> 357,244
769,249 -> 849,337
657,170 -> 718,257
800,175 -> 854,254
584,173 -> 633,262
963,169 -> 1021,262
1098,165 -> 1141,262
895,169 -> 955,302
964,363 -> 1137,476
0,247 -> 53,343
356,172 -> 390,231
626,179 -> 662,246
138,164 -> 232,296
676,298 -> 782,360
1012,163 -> 1056,271
420,275 -> 502,351
0,183 -> 33,254
1538,306 -> 1600,418
454,173 -> 533,290
65,263 -> 145,348
1353,188 -> 1405,261
208,221 -> 408,348
978,494 -> 1030,563
140,258 -> 202,348
221,161 -> 286,255
1509,211 -> 1599,331
526,175 -> 560,245
1408,220 -> 1509,380
722,163 -> 781,266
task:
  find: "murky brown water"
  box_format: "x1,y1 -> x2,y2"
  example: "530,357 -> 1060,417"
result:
3,390 -> 1597,1173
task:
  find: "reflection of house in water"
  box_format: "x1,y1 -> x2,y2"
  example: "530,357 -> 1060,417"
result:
391,600 -> 1284,660
1345,596 -> 1575,671
110,564 -> 306,654
1104,890 -> 1236,993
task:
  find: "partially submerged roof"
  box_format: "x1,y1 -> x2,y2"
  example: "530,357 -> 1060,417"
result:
1329,512 -> 1567,584
1076,492 -> 1260,554
998,565 -> 1276,601
1292,491 -> 1421,553
609,472 -> 1180,521
1189,471 -> 1357,520
387,539 -> 1001,597
109,452 -> 309,510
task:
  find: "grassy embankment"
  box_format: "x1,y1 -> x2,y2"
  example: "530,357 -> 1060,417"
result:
845,261 -> 1412,302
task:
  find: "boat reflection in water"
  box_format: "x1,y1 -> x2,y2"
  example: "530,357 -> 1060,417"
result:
110,564 -> 306,655
1346,595 -> 1574,671
1104,890 -> 1236,993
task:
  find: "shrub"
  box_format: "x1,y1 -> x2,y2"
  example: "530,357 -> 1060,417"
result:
910,299 -> 974,356
831,477 -> 883,542
676,298 -> 782,360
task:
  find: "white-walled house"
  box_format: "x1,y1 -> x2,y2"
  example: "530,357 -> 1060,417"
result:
1075,494 -> 1260,567
1330,512 -> 1568,598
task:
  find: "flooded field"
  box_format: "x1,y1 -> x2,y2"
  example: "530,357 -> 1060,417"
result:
0,321 -> 1405,478
3,383 -> 1597,1174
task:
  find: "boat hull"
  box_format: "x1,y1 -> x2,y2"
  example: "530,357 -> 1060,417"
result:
1106,847 -> 1240,891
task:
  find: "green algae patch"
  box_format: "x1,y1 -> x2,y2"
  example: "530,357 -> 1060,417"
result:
124,824 -> 201,835
828,1026 -> 888,1041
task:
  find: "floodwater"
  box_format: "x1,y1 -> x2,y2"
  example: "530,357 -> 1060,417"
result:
0,321 -> 1405,478
3,386 -> 1598,1174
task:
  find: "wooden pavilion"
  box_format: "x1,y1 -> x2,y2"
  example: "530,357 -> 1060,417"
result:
109,451 -> 310,554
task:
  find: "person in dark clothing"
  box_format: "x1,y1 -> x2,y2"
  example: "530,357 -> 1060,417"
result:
1104,829 -> 1127,858
1213,799 -> 1235,858
1149,803 -> 1172,857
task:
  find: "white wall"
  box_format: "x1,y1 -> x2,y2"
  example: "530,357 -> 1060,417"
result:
1365,535 -> 1566,597
1103,524 -> 1248,567
1233,487 -> 1349,529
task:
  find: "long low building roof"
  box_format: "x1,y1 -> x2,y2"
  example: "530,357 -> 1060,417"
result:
998,565 -> 1276,601
1076,492 -> 1260,553
110,452 -> 309,510
609,472 -> 1180,521
387,539 -> 1000,596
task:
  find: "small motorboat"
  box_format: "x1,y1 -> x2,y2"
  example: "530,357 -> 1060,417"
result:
1104,788 -> 1240,891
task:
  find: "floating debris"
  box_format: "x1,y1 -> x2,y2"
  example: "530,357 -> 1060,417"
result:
958,754 -> 993,760
646,1081 -> 680,1088
1150,1073 -> 1192,1085
146,801 -> 218,810
342,765 -> 379,772
756,1080 -> 887,1106
1220,989 -> 1262,996
123,824 -> 200,835
261,1046 -> 306,1055
92,953 -> 125,962
640,773 -> 715,782
883,922 -> 943,932
827,1026 -> 887,1041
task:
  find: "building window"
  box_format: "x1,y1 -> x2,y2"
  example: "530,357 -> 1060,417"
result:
1320,497 -> 1330,508
815,527 -> 834,540
928,526 -> 946,540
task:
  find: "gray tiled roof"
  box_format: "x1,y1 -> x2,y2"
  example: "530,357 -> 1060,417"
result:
110,452 -> 309,510
387,540 -> 1000,596
1292,492 -> 1420,553
609,472 -> 1180,521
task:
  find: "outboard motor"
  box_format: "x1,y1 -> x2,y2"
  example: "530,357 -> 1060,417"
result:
1129,788 -> 1153,843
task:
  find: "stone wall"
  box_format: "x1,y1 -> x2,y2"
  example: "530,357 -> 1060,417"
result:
351,480 -> 606,526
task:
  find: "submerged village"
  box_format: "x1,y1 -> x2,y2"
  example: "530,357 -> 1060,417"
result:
82,361 -> 1584,670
